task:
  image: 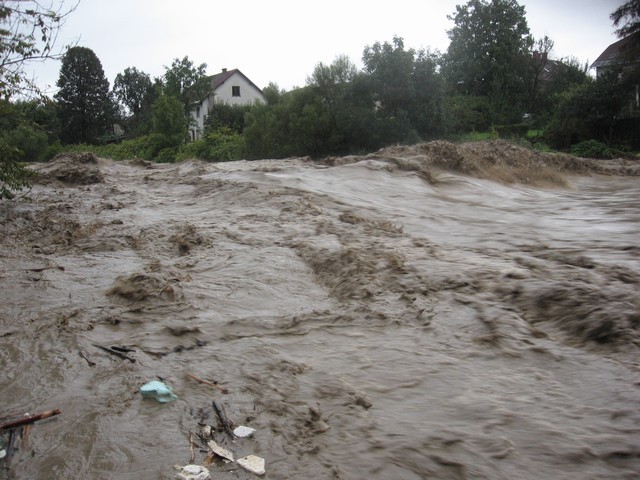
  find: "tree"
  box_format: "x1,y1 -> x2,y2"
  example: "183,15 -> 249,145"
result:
362,37 -> 443,143
306,55 -> 365,153
113,67 -> 152,117
163,56 -> 211,115
113,66 -> 157,134
1,0 -> 76,199
611,0 -> 640,40
544,73 -> 622,149
442,0 -> 533,123
55,46 -> 114,144
147,94 -> 187,161
0,0 -> 77,99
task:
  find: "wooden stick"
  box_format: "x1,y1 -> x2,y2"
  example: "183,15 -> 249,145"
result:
188,431 -> 196,463
0,409 -> 61,430
93,344 -> 135,363
186,373 -> 229,394
212,400 -> 233,435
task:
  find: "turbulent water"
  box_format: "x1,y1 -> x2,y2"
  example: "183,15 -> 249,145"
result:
1,142 -> 639,479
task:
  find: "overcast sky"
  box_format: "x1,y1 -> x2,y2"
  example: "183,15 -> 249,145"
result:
28,0 -> 624,94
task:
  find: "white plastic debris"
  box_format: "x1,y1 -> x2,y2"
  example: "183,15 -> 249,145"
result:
237,455 -> 266,476
175,464 -> 211,480
207,440 -> 235,462
233,425 -> 256,438
139,380 -> 177,403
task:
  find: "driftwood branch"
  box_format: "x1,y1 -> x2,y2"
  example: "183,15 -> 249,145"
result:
0,409 -> 61,430
186,372 -> 229,394
212,400 -> 234,435
93,344 -> 135,363
188,431 -> 196,464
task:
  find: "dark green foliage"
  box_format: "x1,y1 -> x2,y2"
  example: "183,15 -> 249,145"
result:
204,103 -> 251,134
0,138 -> 34,198
442,0 -> 533,124
442,95 -> 493,133
147,94 -> 188,161
163,56 -> 211,115
0,1 -> 75,198
570,140 -> 622,159
177,127 -> 244,161
611,0 -> 640,41
362,37 -> 444,142
113,67 -> 157,135
262,82 -> 283,105
55,47 -> 114,145
4,124 -> 48,161
544,72 -> 627,149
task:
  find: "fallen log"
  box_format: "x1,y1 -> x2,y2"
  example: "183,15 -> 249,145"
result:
0,409 -> 61,430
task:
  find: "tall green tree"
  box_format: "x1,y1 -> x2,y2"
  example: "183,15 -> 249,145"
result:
0,0 -> 75,198
442,0 -> 533,123
113,66 -> 157,134
113,67 -> 153,117
306,55 -> 366,153
163,56 -> 211,115
147,94 -> 187,161
363,37 -> 443,142
55,46 -> 114,144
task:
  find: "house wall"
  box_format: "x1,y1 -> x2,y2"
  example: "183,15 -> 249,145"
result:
190,71 -> 266,140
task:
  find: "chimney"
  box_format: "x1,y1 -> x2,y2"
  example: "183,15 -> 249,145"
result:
222,68 -> 227,73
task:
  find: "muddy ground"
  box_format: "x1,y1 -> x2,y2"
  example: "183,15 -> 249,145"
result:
1,141 -> 639,479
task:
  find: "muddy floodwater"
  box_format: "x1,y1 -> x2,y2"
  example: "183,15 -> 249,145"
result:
1,141 -> 639,479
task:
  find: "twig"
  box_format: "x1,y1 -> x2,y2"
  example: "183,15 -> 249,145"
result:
92,344 -> 135,363
188,431 -> 196,464
0,409 -> 61,430
25,265 -> 65,273
78,349 -> 96,367
186,373 -> 229,394
212,400 -> 234,435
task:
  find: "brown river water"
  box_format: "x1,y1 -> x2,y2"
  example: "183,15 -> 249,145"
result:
1,141 -> 639,479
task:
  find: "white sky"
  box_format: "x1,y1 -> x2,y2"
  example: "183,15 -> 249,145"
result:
28,0 -> 624,94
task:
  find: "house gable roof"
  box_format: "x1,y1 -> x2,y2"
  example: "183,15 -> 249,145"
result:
591,34 -> 640,70
207,68 -> 264,95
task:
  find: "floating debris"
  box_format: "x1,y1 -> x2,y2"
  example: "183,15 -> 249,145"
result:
175,464 -> 211,480
139,381 -> 177,403
93,344 -> 136,363
207,440 -> 234,462
237,455 -> 266,476
233,425 -> 256,438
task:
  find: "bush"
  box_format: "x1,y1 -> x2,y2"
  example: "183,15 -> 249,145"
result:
443,95 -> 492,134
5,124 -> 49,162
0,138 -> 34,199
177,127 -> 244,162
570,140 -> 621,159
103,136 -> 154,160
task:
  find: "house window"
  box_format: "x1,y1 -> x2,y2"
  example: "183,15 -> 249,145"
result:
196,106 -> 201,118
232,86 -> 241,97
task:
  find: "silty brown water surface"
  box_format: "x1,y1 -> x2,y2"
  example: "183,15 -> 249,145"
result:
1,142 -> 639,479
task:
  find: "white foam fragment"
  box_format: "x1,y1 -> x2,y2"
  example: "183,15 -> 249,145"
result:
237,455 -> 266,476
207,440 -> 235,462
233,425 -> 256,438
175,464 -> 211,480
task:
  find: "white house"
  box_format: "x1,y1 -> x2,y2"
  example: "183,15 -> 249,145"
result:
190,68 -> 266,140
